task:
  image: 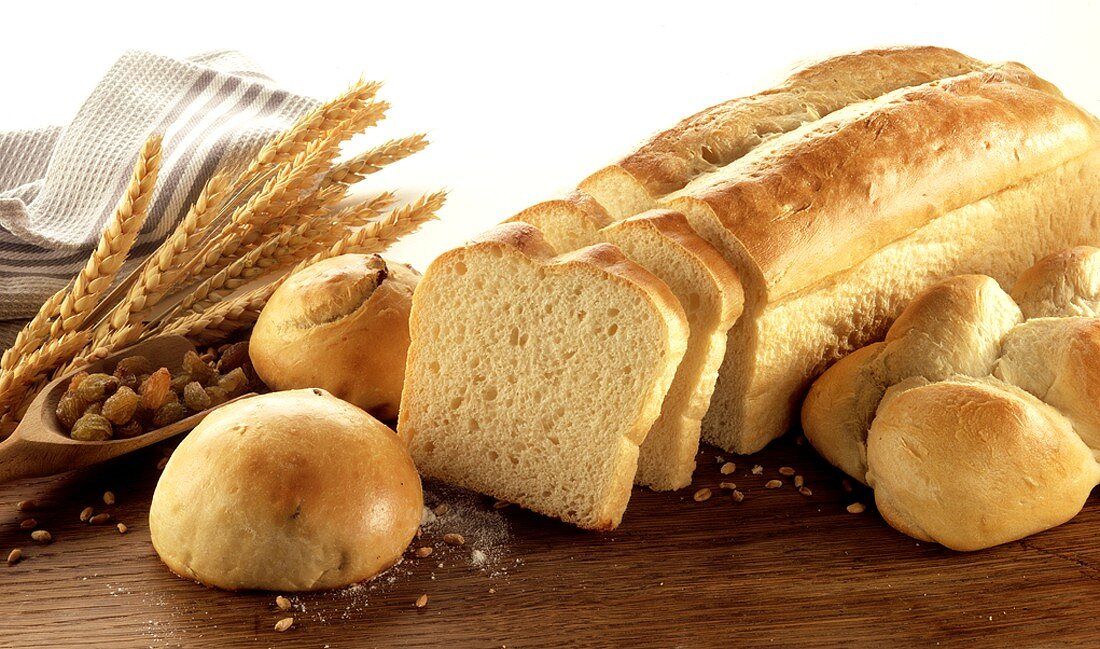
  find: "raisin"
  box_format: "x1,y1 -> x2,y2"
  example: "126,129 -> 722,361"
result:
83,402 -> 103,416
113,366 -> 139,391
218,368 -> 249,396
205,386 -> 229,407
71,414 -> 113,441
56,393 -> 87,431
152,401 -> 187,428
115,355 -> 153,375
140,368 -> 172,410
102,386 -> 139,425
182,350 -> 214,384
114,420 -> 144,439
77,373 -> 119,402
183,382 -> 212,412
216,342 -> 250,374
170,372 -> 193,394
67,371 -> 89,394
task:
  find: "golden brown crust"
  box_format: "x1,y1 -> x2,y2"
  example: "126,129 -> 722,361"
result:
250,255 -> 419,420
615,46 -> 991,197
150,389 -> 423,591
1010,246 -> 1100,318
673,63 -> 1100,299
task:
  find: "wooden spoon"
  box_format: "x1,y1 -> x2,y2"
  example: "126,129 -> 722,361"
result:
0,335 -> 252,484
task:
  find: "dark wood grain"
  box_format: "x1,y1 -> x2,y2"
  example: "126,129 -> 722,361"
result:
2,433 -> 1098,649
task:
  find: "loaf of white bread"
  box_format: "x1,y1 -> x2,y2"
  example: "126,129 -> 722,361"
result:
803,247 -> 1100,551
400,46 -> 1100,529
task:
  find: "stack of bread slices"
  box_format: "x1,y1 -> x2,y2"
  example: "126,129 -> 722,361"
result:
398,45 -> 1100,530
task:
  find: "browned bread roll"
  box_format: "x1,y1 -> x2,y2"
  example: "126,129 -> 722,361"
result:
150,389 -> 422,591
802,248 -> 1100,551
250,254 -> 419,420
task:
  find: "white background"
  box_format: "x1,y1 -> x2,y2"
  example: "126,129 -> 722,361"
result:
2,0 -> 1097,270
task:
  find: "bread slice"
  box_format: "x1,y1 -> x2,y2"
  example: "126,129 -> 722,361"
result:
514,201 -> 742,490
397,223 -> 688,529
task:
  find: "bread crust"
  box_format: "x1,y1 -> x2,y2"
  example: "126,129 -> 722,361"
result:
669,63 -> 1097,299
614,46 -> 990,198
250,254 -> 419,420
150,389 -> 422,591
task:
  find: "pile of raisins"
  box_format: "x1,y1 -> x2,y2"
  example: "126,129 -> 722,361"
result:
56,341 -> 260,441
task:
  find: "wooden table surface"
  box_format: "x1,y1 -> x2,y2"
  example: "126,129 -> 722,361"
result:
2,432 -> 1098,649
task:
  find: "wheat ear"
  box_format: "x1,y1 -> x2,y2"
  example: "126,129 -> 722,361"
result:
0,331 -> 90,417
317,191 -> 446,260
46,136 -> 161,342
323,134 -> 429,186
0,285 -> 69,371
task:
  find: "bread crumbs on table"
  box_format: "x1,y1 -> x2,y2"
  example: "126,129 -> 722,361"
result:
731,490 -> 745,502
751,465 -> 763,475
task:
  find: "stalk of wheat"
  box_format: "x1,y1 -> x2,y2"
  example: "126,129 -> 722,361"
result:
0,79 -> 444,423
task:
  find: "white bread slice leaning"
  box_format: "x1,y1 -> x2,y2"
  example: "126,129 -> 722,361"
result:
514,200 -> 742,490
397,223 -> 688,530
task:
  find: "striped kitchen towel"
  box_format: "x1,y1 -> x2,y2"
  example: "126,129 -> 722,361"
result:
0,49 -> 317,347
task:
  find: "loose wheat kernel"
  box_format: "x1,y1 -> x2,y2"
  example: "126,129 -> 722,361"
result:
19,518 -> 36,529
117,523 -> 128,534
79,506 -> 94,522
764,480 -> 783,489
16,499 -> 37,511
275,595 -> 292,611
7,548 -> 21,565
794,475 -> 805,488
89,513 -> 111,525
731,490 -> 745,502
415,594 -> 429,608
718,482 -> 737,490
778,467 -> 795,476
433,503 -> 450,516
156,457 -> 169,471
799,486 -> 813,497
30,530 -> 51,543
847,502 -> 866,514
103,491 -> 116,506
443,533 -> 465,547
693,488 -> 712,502
274,617 -> 294,632
415,546 -> 434,558
841,479 -> 854,493
719,462 -> 736,475
492,500 -> 511,510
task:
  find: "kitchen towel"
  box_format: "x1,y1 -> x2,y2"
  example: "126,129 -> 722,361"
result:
0,49 -> 317,346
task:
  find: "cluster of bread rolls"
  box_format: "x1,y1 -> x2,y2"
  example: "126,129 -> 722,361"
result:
803,247 -> 1100,551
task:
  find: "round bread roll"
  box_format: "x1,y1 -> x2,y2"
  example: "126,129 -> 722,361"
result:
150,389 -> 422,591
250,254 -> 419,420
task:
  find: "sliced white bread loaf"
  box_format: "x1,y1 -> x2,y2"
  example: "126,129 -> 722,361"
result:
513,201 -> 742,490
564,47 -> 1100,454
397,223 -> 688,530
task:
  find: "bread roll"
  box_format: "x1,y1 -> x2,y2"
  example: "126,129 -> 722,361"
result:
803,248 -> 1100,550
150,389 -> 422,591
250,254 -> 419,420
